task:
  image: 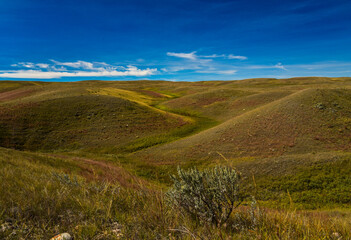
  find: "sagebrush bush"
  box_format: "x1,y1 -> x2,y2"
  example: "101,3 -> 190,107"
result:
167,166 -> 243,226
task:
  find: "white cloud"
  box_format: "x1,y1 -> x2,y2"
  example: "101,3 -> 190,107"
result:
201,54 -> 226,58
246,63 -> 287,70
196,69 -> 237,75
167,51 -> 197,60
227,54 -> 248,60
167,52 -> 248,61
36,63 -> 50,69
0,60 -> 157,79
216,70 -> 237,75
201,54 -> 247,60
12,62 -> 62,70
0,68 -> 156,79
51,60 -> 96,70
164,51 -> 248,75
12,62 -> 35,68
50,60 -> 127,72
50,65 -> 68,71
274,63 -> 286,70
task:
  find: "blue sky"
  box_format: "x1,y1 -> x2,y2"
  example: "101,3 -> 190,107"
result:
0,0 -> 350,81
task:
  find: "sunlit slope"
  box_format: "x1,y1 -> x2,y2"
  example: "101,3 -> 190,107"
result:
135,88 -> 351,163
161,88 -> 293,121
0,94 -> 187,151
223,77 -> 351,89
157,77 -> 351,122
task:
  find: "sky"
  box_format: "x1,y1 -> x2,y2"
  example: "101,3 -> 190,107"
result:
0,0 -> 350,81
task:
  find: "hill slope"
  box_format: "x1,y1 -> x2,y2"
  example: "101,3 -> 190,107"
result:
0,94 -> 190,152
135,88 -> 351,164
0,80 -> 197,153
161,88 -> 293,121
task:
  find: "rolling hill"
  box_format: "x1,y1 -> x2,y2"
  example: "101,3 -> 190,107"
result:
1,77 -> 351,163
0,82 -> 192,152
135,88 -> 351,164
1,77 -> 351,239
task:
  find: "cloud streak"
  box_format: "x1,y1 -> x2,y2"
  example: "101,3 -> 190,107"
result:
196,69 -> 237,75
0,60 -> 157,79
245,63 -> 287,70
167,51 -> 248,61
227,54 -> 248,60
167,51 -> 197,60
164,51 -> 248,75
0,68 -> 156,79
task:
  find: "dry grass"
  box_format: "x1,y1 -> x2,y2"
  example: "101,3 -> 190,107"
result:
136,88 -> 351,164
1,147 -> 351,239
1,77 -> 351,239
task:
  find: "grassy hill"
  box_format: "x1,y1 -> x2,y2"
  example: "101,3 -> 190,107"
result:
0,82 -> 194,153
135,88 -> 351,164
1,77 -> 351,239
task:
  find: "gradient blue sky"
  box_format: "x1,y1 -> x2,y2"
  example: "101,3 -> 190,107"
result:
0,0 -> 350,81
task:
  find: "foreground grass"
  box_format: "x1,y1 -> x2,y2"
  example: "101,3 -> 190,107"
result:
60,150 -> 351,211
1,148 -> 351,239
255,156 -> 351,210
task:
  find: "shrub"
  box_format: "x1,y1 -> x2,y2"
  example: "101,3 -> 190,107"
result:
167,166 -> 243,226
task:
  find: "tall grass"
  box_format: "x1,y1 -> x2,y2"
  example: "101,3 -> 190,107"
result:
1,149 -> 350,239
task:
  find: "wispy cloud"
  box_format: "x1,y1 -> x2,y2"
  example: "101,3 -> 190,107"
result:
0,60 -> 157,79
51,60 -> 95,70
196,69 -> 237,75
245,62 -> 287,70
11,62 -> 36,68
275,63 -> 286,70
164,51 -> 247,75
167,51 -> 197,60
161,65 -> 202,72
201,54 -> 226,58
0,68 -> 156,79
167,51 -> 248,61
36,63 -> 50,69
227,54 -> 248,60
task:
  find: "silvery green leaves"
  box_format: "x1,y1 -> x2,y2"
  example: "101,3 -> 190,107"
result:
167,166 -> 243,227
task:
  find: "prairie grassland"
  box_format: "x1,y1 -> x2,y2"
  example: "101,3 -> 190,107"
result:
1,77 -> 351,239
1,147 -> 351,240
135,88 -> 351,164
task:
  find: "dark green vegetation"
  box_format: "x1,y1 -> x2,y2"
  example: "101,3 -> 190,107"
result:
1,77 -> 351,239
